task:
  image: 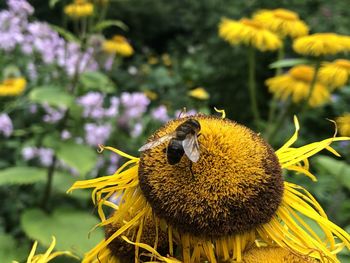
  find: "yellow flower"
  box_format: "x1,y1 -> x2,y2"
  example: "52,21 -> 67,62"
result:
336,113 -> 350,137
161,53 -> 172,66
266,65 -> 330,107
188,87 -> 210,100
64,0 -> 94,18
70,114 -> 350,263
318,59 -> 350,89
218,18 -> 282,52
102,35 -> 134,57
242,246 -> 317,262
13,236 -> 77,263
253,8 -> 309,38
0,77 -> 26,96
293,33 -> 348,56
147,56 -> 159,65
143,89 -> 158,100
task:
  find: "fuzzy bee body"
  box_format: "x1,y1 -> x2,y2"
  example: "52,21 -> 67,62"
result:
139,118 -> 201,165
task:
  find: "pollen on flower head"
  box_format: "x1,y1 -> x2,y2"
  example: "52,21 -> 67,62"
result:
139,115 -> 283,237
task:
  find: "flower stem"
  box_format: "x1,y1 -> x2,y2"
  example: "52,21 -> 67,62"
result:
247,46 -> 260,126
266,47 -> 285,134
41,155 -> 57,212
301,59 -> 321,112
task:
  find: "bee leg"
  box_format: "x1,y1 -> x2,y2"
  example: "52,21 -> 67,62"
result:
189,162 -> 195,178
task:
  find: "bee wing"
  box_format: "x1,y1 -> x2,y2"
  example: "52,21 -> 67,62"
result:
138,133 -> 175,152
182,134 -> 200,162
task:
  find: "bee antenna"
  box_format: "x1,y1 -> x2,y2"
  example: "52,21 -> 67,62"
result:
178,107 -> 187,118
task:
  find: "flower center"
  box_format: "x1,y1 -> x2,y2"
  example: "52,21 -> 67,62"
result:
139,115 -> 283,237
335,59 -> 350,70
274,9 -> 299,21
240,18 -> 263,29
289,65 -> 314,83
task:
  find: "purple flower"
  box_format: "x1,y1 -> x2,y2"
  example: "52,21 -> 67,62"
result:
131,122 -> 143,138
77,92 -> 105,119
121,92 -> 150,119
0,10 -> 26,51
37,148 -> 54,167
104,55 -> 115,71
0,113 -> 13,137
7,0 -> 34,16
104,96 -> 120,117
42,104 -> 66,123
21,146 -> 37,160
151,105 -> 169,123
27,62 -> 37,80
29,104 -> 38,114
84,123 -> 112,146
61,130 -> 71,140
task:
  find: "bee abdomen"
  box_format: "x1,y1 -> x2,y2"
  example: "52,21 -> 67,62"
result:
167,139 -> 184,165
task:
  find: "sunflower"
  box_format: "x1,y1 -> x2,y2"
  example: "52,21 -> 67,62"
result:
336,113 -> 350,137
266,65 -> 330,107
253,8 -> 309,38
318,59 -> 350,89
293,33 -> 349,56
0,77 -> 26,96
102,35 -> 134,57
13,236 -> 77,263
218,18 -> 282,52
64,0 -> 94,18
242,246 -> 317,263
69,112 -> 350,263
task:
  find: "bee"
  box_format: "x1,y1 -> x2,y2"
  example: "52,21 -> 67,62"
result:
138,118 -> 201,165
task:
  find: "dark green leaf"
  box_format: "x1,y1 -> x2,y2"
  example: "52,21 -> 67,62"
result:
21,208 -> 104,257
269,58 -> 310,69
0,167 -> 47,185
56,141 -> 97,176
92,20 -> 128,32
29,86 -> 74,108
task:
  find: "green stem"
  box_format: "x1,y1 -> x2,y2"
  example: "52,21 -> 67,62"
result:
41,155 -> 57,211
301,59 -> 322,112
247,46 -> 260,126
265,47 -> 285,135
265,99 -> 291,143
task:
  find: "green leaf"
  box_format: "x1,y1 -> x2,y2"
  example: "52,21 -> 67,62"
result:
314,155 -> 350,190
0,167 -> 47,185
50,25 -> 80,43
79,71 -> 116,93
56,141 -> 97,176
29,86 -> 74,108
53,171 -> 91,200
92,20 -> 128,32
269,58 -> 310,69
21,208 -> 104,257
0,232 -> 28,262
49,0 -> 61,8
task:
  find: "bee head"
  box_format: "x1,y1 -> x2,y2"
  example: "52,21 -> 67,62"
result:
186,118 -> 201,131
